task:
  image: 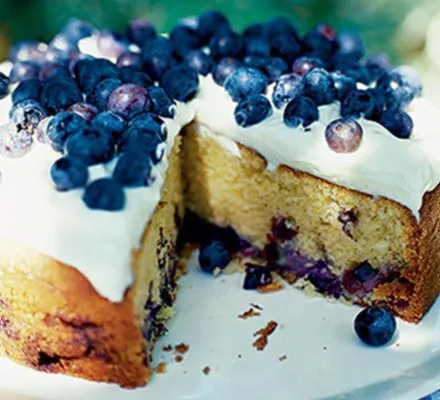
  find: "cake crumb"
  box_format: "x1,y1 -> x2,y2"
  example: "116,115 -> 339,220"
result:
155,362 -> 167,374
238,308 -> 261,319
162,344 -> 172,352
250,303 -> 263,310
257,280 -> 284,293
238,354 -> 242,358
213,267 -> 222,276
323,346 -> 327,351
253,321 -> 278,351
279,355 -> 287,362
175,355 -> 183,363
175,343 -> 189,354
202,366 -> 211,375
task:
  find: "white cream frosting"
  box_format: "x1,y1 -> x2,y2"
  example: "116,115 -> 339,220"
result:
1,42 -> 440,302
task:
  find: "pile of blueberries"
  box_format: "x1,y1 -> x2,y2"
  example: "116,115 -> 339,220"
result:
0,11 -> 423,210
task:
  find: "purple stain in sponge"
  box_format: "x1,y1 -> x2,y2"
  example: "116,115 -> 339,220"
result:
338,208 -> 358,239
269,216 -> 299,241
306,261 -> 343,298
343,261 -> 381,295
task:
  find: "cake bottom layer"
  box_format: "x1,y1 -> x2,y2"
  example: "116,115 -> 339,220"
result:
182,122 -> 440,322
0,137 -> 184,388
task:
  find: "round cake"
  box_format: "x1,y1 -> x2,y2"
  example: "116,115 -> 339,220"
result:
0,11 -> 439,388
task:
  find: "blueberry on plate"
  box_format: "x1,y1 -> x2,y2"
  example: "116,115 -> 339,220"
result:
9,100 -> 47,134
83,178 -> 125,211
125,19 -> 157,46
68,102 -> 98,122
197,10 -> 231,43
354,306 -> 397,347
41,79 -> 83,113
302,68 -> 336,106
12,79 -> 42,104
113,152 -> 153,187
0,72 -> 9,100
108,83 -> 151,119
224,67 -> 268,102
92,111 -> 127,143
159,65 -> 199,102
88,77 -> 123,110
378,109 -> 413,139
198,239 -> 231,274
243,265 -> 272,290
50,156 -> 89,191
212,57 -> 242,86
341,89 -> 376,119
9,61 -> 40,83
66,127 -> 115,165
272,73 -> 304,109
209,30 -> 243,60
330,72 -> 356,101
291,56 -> 325,77
148,87 -> 176,118
46,111 -> 88,152
325,118 -> 363,153
185,50 -> 214,76
283,96 -> 319,128
234,94 -> 272,127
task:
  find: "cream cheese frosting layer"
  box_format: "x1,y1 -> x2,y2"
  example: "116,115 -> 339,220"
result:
193,75 -> 440,219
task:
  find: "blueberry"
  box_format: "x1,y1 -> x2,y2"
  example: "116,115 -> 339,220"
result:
302,68 -> 336,106
244,37 -> 271,57
68,102 -> 98,122
108,83 -> 151,119
343,261 -> 379,295
266,16 -> 299,41
88,77 -> 123,110
243,55 -> 267,70
170,25 -> 200,60
66,127 -> 115,165
354,307 -> 396,347
39,62 -> 70,81
9,100 -> 47,134
242,22 -> 268,40
74,58 -> 120,95
197,10 -> 230,43
243,265 -> 272,290
128,113 -> 166,141
209,30 -> 243,60
0,123 -> 34,158
9,61 -> 40,83
341,89 -> 376,119
376,71 -> 414,110
44,46 -> 70,64
283,96 -> 319,128
120,70 -> 153,90
117,51 -> 142,69
113,153 -> 153,187
198,240 -> 231,274
62,19 -> 94,43
263,57 -> 289,82
83,178 -> 125,211
352,261 -> 376,282
185,50 -> 214,76
325,118 -> 363,153
141,36 -> 173,80
330,72 -> 356,101
212,57 -> 242,86
364,53 -> 392,80
41,79 -> 83,113
378,109 -> 413,139
334,30 -> 365,62
272,73 -> 304,109
160,65 -> 199,102
36,116 -> 53,144
307,262 -> 342,297
224,67 -> 268,102
337,62 -> 372,85
126,19 -> 157,46
97,30 -> 128,59
0,72 -> 9,100
292,56 -> 325,77
270,33 -> 301,63
8,41 -> 44,63
303,24 -> 336,56
50,156 -> 89,191
117,127 -> 162,163
148,87 -> 176,118
92,111 -> 126,143
393,65 -> 423,97
234,95 -> 272,128
47,112 -> 88,152
50,33 -> 79,53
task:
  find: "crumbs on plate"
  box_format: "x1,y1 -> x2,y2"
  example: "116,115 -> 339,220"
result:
155,362 -> 167,374
238,307 -> 261,319
253,321 -> 278,351
202,366 -> 211,375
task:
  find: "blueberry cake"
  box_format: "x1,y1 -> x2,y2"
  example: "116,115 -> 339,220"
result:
0,12 -> 440,389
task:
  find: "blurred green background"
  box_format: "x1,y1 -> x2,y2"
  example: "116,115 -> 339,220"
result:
1,0 -> 440,102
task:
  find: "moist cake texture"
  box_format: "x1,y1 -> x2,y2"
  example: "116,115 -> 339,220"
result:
0,11 -> 440,388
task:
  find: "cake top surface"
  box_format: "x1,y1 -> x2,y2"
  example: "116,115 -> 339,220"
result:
0,12 -> 439,302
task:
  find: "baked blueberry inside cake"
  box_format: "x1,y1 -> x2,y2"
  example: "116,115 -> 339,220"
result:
0,11 -> 440,388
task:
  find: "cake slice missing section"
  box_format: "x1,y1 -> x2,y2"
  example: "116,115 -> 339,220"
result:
182,123 -> 440,322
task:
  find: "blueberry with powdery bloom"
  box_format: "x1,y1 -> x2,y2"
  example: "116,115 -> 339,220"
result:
341,89 -> 376,119
325,118 -> 363,153
234,95 -> 272,127
212,57 -> 242,86
47,112 -> 88,152
160,65 -> 199,102
0,72 -> 9,100
354,307 -> 396,347
378,109 -> 413,139
41,79 -> 83,113
244,37 -> 271,58
141,36 -> 174,81
292,56 -> 325,77
117,52 -> 142,69
209,30 -> 244,60
126,19 -> 157,46
169,25 -> 200,60
334,30 -> 365,62
270,33 -> 301,63
117,128 -> 162,164
303,24 -> 336,58
330,72 -> 356,101
113,153 -> 153,187
92,111 -> 126,143
68,102 -> 98,122
88,78 -> 123,111
185,50 -> 214,76
83,178 -> 125,211
108,84 -> 151,119
9,100 -> 47,134
364,53 -> 392,80
197,10 -> 231,44
128,113 -> 166,141
9,61 -> 40,83
224,67 -> 268,102
272,73 -> 304,109
283,96 -> 319,128
148,87 -> 176,118
263,57 -> 288,83
74,58 -> 120,95
302,68 -> 336,106
50,156 -> 89,192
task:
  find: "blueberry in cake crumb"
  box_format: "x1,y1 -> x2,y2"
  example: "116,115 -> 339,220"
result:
330,72 -> 356,101
354,306 -> 397,347
334,30 -> 365,62
9,61 -> 40,83
50,156 -> 89,191
125,19 -> 157,46
0,123 -> 34,158
92,111 -> 127,143
41,79 -> 83,113
302,68 -> 336,106
198,240 -> 231,274
234,95 -> 272,127
117,51 -> 143,69
47,111 -> 88,152
243,265 -> 272,290
209,30 -> 243,60
113,153 -> 153,188
148,87 -> 176,118
224,67 -> 268,102
325,118 -> 363,153
9,100 -> 47,134
307,261 -> 342,297
160,65 -> 199,102
88,77 -> 123,111
83,177 -> 126,211
108,83 -> 151,119
212,57 -> 242,86
185,50 -> 214,77
291,56 -> 325,77
341,89 -> 376,119
68,102 -> 98,122
283,96 -> 319,128
378,109 -> 413,139
272,73 -> 304,109
12,79 -> 42,104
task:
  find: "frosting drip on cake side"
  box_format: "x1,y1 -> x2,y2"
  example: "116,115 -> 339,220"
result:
193,75 -> 440,218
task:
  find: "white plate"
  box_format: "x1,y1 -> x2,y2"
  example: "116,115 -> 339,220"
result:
1,251 -> 440,400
